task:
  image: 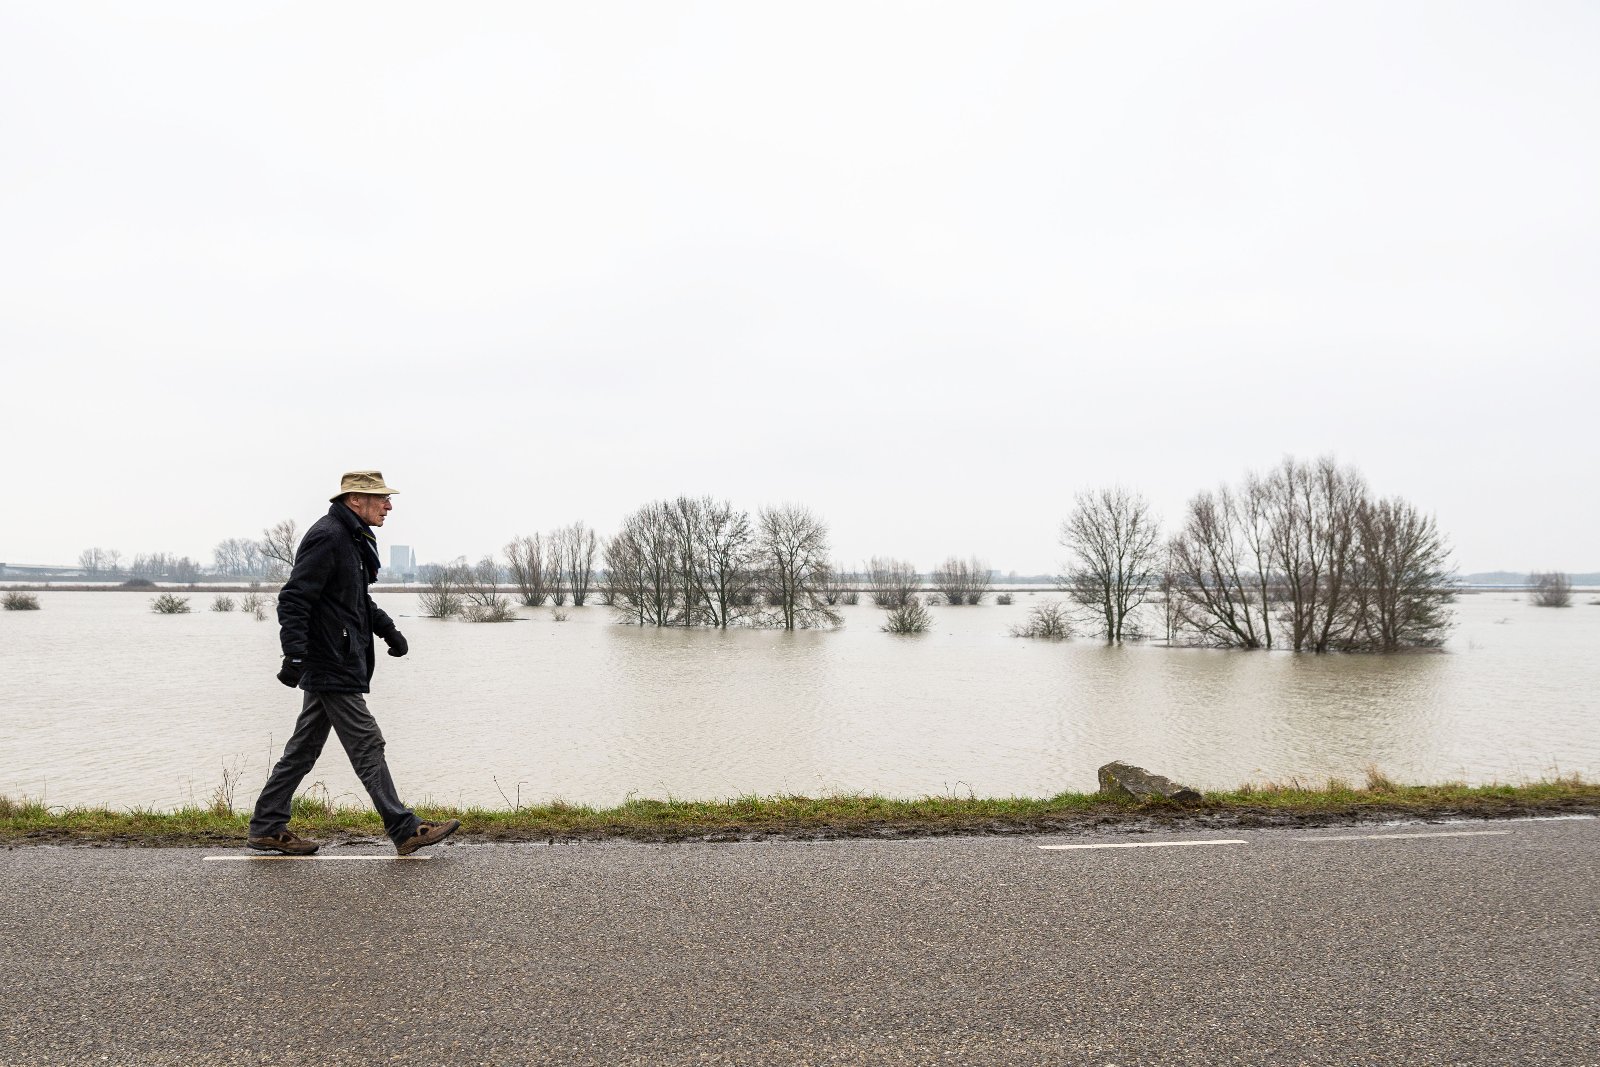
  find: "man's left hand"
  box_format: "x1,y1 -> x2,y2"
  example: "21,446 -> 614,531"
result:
384,630 -> 409,658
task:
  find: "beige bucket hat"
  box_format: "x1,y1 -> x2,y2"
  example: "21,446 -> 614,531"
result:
330,470 -> 400,502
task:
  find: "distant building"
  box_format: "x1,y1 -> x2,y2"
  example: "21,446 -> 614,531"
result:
386,545 -> 417,582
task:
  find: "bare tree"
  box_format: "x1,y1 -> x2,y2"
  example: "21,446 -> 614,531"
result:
1343,497 -> 1455,650
212,537 -> 265,578
78,547 -> 110,576
1060,487 -> 1160,643
260,519 -> 298,580
931,556 -> 992,605
667,496 -> 758,628
865,557 -> 920,608
1530,571 -> 1573,608
560,521 -> 599,607
605,501 -> 678,626
758,504 -> 841,630
1168,485 -> 1274,649
1261,457 -> 1366,653
505,534 -> 550,607
546,529 -> 569,606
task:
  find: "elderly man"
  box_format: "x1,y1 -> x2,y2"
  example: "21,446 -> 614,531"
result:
247,471 -> 459,857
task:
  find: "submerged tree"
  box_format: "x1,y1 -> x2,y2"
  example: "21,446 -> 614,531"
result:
1060,487 -> 1160,643
1168,480 -> 1277,649
505,534 -> 551,607
1166,456 -> 1456,652
1341,497 -> 1455,650
1530,571 -> 1573,608
758,504 -> 841,630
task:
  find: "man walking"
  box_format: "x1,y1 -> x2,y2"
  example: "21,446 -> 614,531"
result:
247,471 -> 459,857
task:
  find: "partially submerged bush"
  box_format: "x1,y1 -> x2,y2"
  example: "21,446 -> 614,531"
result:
881,597 -> 931,634
1531,572 -> 1573,608
2,592 -> 40,611
462,601 -> 517,623
996,592 -> 1014,605
1010,600 -> 1072,640
211,595 -> 235,612
150,593 -> 191,614
238,592 -> 271,621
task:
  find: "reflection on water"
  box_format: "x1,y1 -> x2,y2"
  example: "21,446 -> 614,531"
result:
1,591 -> 1595,810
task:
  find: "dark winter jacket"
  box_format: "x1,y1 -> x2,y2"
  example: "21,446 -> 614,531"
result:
277,502 -> 398,693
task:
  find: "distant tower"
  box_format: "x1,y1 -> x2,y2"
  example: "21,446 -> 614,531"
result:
389,545 -> 416,581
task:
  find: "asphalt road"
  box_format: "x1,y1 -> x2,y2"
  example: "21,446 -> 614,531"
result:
3,819 -> 1597,1066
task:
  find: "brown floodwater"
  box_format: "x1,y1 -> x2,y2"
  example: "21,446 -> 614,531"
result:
1,590 -> 1595,811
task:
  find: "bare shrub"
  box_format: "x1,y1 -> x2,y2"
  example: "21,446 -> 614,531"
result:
239,592 -> 271,621
207,758 -> 244,815
462,555 -> 516,622
151,593 -> 191,614
817,561 -> 853,607
418,560 -> 468,619
211,595 -> 236,612
550,608 -> 570,622
881,597 -> 931,634
995,592 -> 1014,606
462,601 -> 518,623
931,556 -> 992,605
1531,572 -> 1573,608
2,592 -> 40,611
866,557 -> 920,608
1010,600 -> 1072,640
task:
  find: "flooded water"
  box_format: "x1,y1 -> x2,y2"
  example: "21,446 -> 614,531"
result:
1,590 -> 1596,811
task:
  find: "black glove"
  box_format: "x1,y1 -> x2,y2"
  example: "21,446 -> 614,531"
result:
276,656 -> 304,688
384,630 -> 408,658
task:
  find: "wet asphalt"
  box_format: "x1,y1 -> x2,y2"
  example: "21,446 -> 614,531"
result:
2,818 -> 1597,1066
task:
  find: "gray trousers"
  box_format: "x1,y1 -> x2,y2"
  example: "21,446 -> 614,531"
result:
249,690 -> 420,845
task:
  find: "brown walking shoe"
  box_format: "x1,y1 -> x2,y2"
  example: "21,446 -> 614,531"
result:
395,818 -> 460,856
247,831 -> 321,856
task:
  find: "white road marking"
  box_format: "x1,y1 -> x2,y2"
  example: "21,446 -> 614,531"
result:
203,855 -> 433,862
1295,830 -> 1512,842
1037,839 -> 1247,851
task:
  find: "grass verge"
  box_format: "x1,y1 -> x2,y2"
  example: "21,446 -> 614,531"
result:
3,771 -> 1596,848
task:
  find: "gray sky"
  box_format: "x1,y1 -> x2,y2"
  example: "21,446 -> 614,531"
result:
3,1 -> 1596,575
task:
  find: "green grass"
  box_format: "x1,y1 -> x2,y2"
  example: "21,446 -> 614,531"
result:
4,770 -> 1596,847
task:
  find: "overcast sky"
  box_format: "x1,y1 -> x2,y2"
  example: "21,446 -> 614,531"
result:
2,1 -> 1595,575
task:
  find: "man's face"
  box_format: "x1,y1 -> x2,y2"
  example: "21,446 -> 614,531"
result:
347,493 -> 392,527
